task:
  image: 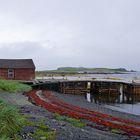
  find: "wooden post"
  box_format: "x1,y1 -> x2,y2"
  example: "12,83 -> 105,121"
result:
122,84 -> 125,103
86,81 -> 91,102
108,82 -> 111,94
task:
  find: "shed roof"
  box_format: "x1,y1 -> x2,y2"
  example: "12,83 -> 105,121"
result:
0,59 -> 35,69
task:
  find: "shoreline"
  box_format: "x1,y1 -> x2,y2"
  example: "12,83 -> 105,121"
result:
52,91 -> 140,122
0,91 -> 140,139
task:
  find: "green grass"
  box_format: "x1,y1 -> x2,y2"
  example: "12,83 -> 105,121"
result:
0,101 -> 56,140
0,80 -> 32,93
0,100 -> 26,139
111,129 -> 120,134
54,113 -> 85,128
27,120 -> 56,140
33,130 -> 56,140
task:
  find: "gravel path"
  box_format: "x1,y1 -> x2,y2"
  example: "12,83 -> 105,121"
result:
0,92 -> 140,140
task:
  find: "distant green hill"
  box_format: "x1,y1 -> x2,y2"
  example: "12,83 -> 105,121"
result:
36,67 -> 136,77
56,67 -> 128,73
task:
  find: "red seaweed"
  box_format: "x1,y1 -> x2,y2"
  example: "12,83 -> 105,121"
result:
26,90 -> 140,136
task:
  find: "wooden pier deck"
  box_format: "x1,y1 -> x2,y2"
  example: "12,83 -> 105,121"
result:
32,79 -> 140,95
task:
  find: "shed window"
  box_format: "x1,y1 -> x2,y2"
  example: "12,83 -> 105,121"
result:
8,69 -> 14,79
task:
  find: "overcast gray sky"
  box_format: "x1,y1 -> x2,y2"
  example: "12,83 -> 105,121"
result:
0,0 -> 140,70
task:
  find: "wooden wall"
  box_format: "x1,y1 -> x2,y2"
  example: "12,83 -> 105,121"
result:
59,81 -> 120,95
59,81 -> 140,95
0,68 -> 35,80
59,81 -> 88,95
123,84 -> 140,94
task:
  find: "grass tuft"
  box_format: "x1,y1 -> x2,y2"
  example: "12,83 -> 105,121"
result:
0,100 -> 26,139
111,129 -> 120,134
28,120 -> 56,140
33,129 -> 56,140
54,113 -> 85,128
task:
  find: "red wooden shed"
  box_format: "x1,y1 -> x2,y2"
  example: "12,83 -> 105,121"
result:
0,59 -> 35,81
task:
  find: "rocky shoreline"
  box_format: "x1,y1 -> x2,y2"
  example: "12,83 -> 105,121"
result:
0,92 -> 140,140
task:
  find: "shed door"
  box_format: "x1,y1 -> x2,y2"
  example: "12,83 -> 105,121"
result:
8,69 -> 14,79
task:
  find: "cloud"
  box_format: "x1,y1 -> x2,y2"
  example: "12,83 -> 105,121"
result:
0,0 -> 140,70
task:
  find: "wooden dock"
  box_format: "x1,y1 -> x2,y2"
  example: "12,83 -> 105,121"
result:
32,79 -> 140,95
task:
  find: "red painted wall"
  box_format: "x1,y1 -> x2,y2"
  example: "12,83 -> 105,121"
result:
0,68 -> 35,80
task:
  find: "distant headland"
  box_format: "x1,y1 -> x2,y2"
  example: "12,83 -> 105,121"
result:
37,67 -> 136,74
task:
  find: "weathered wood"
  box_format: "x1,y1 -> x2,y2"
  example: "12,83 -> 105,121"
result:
33,80 -> 140,95
0,68 -> 35,80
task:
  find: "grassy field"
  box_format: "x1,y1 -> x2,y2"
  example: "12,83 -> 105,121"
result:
0,80 -> 32,93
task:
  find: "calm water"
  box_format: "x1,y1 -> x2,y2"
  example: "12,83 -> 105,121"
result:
39,72 -> 140,115
38,72 -> 140,81
89,72 -> 140,81
86,91 -> 140,115
84,72 -> 140,115
76,72 -> 140,81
